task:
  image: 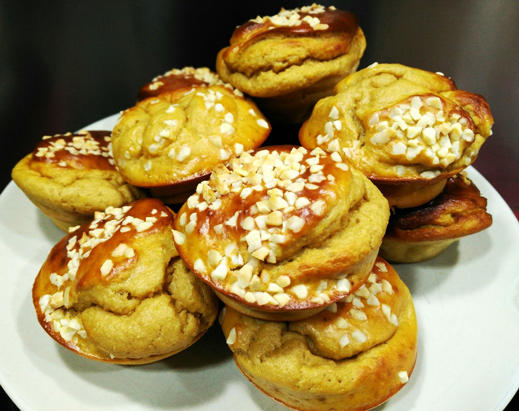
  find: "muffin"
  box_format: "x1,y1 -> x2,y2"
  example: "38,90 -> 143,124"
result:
172,145 -> 389,321
11,130 -> 145,231
299,62 -> 494,208
220,257 -> 418,411
33,198 -> 219,364
216,4 -> 366,124
380,173 -> 493,263
137,66 -> 227,101
112,84 -> 271,204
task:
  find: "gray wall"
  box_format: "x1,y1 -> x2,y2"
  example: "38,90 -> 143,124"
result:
1,1 -> 517,213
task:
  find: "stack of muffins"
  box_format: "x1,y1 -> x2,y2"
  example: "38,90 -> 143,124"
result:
11,4 -> 494,411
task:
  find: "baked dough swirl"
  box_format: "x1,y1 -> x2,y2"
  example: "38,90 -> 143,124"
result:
381,173 -> 493,262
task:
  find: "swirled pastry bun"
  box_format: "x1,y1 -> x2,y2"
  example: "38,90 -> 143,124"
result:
220,257 -> 418,411
112,85 -> 271,204
299,63 -> 494,208
172,146 -> 389,321
137,66 -> 226,101
11,130 -> 145,231
32,198 -> 219,364
216,4 -> 366,124
380,173 -> 492,263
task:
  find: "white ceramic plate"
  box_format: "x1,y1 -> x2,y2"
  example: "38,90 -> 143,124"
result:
1,114 -> 519,411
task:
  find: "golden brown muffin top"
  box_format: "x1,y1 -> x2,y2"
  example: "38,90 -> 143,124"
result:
299,63 -> 494,184
137,66 -> 226,101
173,145 -> 389,312
385,173 -> 492,242
233,4 -> 359,41
111,85 -> 271,188
29,130 -> 115,172
33,198 -> 218,363
34,198 -> 176,330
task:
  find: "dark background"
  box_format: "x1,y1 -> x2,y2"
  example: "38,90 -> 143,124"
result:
1,0 -> 518,409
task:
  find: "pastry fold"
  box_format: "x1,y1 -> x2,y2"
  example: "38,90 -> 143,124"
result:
381,173 -> 493,262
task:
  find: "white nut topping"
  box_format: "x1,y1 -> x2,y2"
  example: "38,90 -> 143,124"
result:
350,308 -> 368,321
211,262 -> 228,280
351,329 -> 368,343
100,259 -> 113,276
250,4 -> 332,31
194,258 -> 207,273
286,215 -> 305,232
176,146 -> 353,307
292,284 -> 309,299
276,275 -> 291,288
172,229 -> 186,245
398,371 -> 409,383
336,317 -> 350,329
366,95 -> 478,173
339,333 -> 350,348
226,327 -> 237,345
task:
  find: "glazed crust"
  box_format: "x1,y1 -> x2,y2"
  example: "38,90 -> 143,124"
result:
11,130 -> 145,231
137,66 -> 226,101
216,4 -> 366,123
220,257 -> 418,411
299,63 -> 494,204
111,85 -> 271,203
32,198 -> 219,364
172,146 -> 389,320
380,173 -> 492,262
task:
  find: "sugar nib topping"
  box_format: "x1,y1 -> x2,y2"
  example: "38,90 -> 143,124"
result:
174,146 -> 353,308
38,201 -> 169,343
317,93 -> 479,180
36,131 -> 114,167
367,95 -> 477,178
250,4 -> 334,30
